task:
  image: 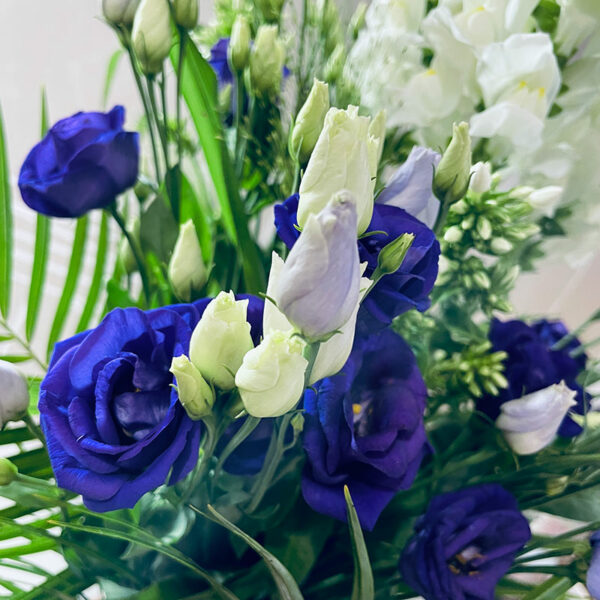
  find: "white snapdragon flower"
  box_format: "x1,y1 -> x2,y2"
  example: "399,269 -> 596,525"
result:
470,33 -> 561,150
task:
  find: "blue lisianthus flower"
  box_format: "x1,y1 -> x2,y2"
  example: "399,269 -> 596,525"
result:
400,484 -> 531,600
19,106 -> 139,218
301,329 -> 429,531
587,531 -> 600,599
208,38 -> 234,89
274,194 -> 440,331
39,295 -> 263,512
479,318 -> 587,437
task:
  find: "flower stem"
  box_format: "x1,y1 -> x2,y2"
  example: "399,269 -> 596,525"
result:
0,318 -> 47,370
22,413 -> 45,446
108,204 -> 151,306
176,27 -> 186,211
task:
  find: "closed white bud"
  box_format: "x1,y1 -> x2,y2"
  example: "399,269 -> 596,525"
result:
132,0 -> 172,74
496,382 -> 577,455
189,291 -> 254,390
291,79 -> 330,163
173,0 -> 198,29
168,221 -> 208,301
0,361 -> 29,429
170,355 -> 214,420
476,216 -> 492,240
229,14 -> 251,72
527,185 -> 563,218
491,237 -> 513,254
443,225 -> 463,243
236,331 -> 308,418
249,25 -> 285,95
102,0 -> 141,25
469,161 -> 492,194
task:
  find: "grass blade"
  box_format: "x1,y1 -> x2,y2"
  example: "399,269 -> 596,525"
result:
76,211 -> 109,332
46,216 -> 88,359
344,486 -> 374,600
0,104 -> 12,318
25,214 -> 51,340
103,48 -> 124,108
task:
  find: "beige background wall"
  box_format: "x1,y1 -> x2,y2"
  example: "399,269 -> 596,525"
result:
0,0 -> 598,366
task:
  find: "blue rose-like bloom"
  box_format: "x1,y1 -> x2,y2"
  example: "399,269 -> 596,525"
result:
19,106 -> 139,218
302,330 -> 429,531
39,296 -> 264,512
274,195 -> 440,331
400,484 -> 531,600
479,318 -> 587,437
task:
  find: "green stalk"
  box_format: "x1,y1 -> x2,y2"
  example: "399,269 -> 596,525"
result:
108,204 -> 151,306
176,26 -> 186,211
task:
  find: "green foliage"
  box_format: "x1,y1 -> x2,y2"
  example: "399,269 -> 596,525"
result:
0,104 -> 12,320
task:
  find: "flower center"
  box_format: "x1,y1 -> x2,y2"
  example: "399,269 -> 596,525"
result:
448,545 -> 484,576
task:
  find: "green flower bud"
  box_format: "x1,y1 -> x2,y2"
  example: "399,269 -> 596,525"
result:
491,237 -> 513,254
444,225 -> 463,243
170,355 -> 214,420
324,43 -> 345,83
249,25 -> 285,95
291,79 -> 330,163
0,458 -> 18,486
173,0 -> 198,30
350,2 -> 368,39
450,199 -> 468,215
472,271 -> 491,290
375,233 -> 415,278
102,0 -> 141,25
218,83 -> 232,114
256,0 -> 284,22
168,220 -> 208,302
229,14 -> 251,72
132,0 -> 172,75
434,122 -> 472,205
476,216 -> 492,240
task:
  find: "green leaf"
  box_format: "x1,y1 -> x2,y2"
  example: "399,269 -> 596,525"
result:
179,170 -> 213,264
521,576 -> 572,599
25,214 -> 51,340
197,504 -> 304,600
541,486 -> 600,523
171,34 -> 265,293
46,216 -> 89,359
103,48 -> 124,108
0,103 -> 12,319
76,211 -> 109,332
140,195 -> 179,263
11,571 -> 92,600
344,486 -> 374,600
0,538 -> 56,559
0,355 -> 31,363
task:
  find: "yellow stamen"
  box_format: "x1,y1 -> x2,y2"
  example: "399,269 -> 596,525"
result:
352,403 -> 362,415
425,68 -> 436,76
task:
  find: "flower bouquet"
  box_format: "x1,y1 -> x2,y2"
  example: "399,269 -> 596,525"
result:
1,0 -> 600,598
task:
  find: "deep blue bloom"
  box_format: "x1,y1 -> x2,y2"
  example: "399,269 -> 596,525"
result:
479,318 -> 587,437
274,194 -> 440,331
39,296 -> 264,512
587,531 -> 600,599
400,484 -> 531,600
19,106 -> 139,218
302,330 -> 429,531
208,38 -> 234,89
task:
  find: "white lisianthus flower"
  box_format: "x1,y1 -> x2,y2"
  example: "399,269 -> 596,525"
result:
168,221 -> 207,302
102,0 -> 140,25
0,361 -> 29,429
236,331 -> 308,418
276,191 -> 361,341
298,106 -> 380,234
170,356 -> 214,420
189,291 -> 254,390
470,33 -> 561,150
132,0 -> 172,74
496,382 -> 577,455
469,161 -> 492,193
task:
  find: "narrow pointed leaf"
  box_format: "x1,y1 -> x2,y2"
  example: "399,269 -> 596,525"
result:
0,104 -> 12,318
521,576 -> 572,599
25,214 -> 51,340
196,504 -> 304,600
46,216 -> 88,359
103,49 -> 124,108
344,486 -> 374,600
76,211 -> 109,332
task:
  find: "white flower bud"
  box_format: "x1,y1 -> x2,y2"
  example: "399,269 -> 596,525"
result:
0,361 -> 29,429
102,0 -> 141,25
496,382 -> 577,455
433,122 -> 472,204
132,0 -> 172,74
168,221 -> 208,302
527,185 -> 563,218
291,79 -> 330,163
229,14 -> 251,72
249,25 -> 285,95
324,43 -> 345,83
298,106 -> 379,234
476,216 -> 492,240
173,0 -> 198,30
276,191 -> 361,341
491,237 -> 514,254
170,355 -> 214,420
444,225 -> 463,243
189,291 -> 254,390
236,331 -> 308,418
469,162 -> 492,194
